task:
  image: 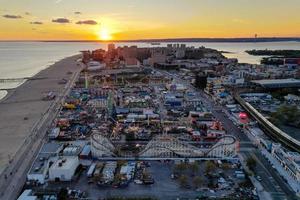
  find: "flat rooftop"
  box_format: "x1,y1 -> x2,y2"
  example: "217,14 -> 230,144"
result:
29,142 -> 63,175
251,78 -> 300,88
51,156 -> 78,170
40,142 -> 63,155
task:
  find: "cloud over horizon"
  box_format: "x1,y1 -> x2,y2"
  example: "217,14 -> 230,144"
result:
74,11 -> 81,15
75,20 -> 97,25
30,21 -> 43,25
2,14 -> 22,19
52,18 -> 70,23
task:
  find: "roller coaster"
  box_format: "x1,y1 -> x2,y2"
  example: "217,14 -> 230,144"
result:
140,135 -> 237,158
91,133 -> 117,157
91,133 -> 237,159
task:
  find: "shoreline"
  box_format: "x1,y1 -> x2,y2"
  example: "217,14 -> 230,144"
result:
0,54 -> 79,102
0,54 -> 81,173
0,90 -> 8,101
0,89 -> 14,103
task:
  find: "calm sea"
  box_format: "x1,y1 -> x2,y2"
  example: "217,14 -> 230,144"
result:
0,41 -> 300,99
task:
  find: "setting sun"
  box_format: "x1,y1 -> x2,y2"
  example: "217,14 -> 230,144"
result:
98,27 -> 112,41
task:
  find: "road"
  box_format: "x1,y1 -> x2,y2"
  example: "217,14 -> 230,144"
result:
147,67 -> 298,200
253,151 -> 298,200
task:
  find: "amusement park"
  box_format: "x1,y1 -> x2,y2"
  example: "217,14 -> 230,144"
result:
15,45 -> 267,200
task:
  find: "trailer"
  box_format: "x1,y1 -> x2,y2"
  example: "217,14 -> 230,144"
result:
87,163 -> 96,178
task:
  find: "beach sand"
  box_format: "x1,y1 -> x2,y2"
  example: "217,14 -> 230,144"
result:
0,54 -> 81,173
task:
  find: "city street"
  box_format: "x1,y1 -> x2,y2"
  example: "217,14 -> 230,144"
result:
253,151 -> 298,200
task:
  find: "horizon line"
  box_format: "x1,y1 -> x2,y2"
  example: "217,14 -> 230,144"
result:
1,36 -> 300,43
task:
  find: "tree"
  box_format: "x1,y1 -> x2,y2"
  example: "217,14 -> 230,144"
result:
246,157 -> 257,171
193,176 -> 203,188
194,73 -> 207,89
174,162 -> 188,174
270,105 -> 300,128
114,173 -> 123,183
178,175 -> 188,187
205,161 -> 216,174
142,170 -> 150,179
208,178 -> 215,188
189,162 -> 199,174
57,188 -> 68,200
117,160 -> 127,166
125,132 -> 135,141
222,163 -> 231,170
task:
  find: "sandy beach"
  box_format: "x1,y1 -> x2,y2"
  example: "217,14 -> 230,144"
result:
0,54 -> 81,173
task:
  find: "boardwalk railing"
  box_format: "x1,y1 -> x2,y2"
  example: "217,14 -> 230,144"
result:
0,77 -> 46,83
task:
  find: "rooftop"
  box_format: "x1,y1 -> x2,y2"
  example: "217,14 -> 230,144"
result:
251,78 -> 300,88
40,142 -> 63,155
17,189 -> 37,200
28,143 -> 64,175
50,156 -> 79,170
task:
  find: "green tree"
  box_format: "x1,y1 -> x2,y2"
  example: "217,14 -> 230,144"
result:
57,188 -> 68,200
205,161 -> 216,174
126,132 -> 135,141
193,176 -> 203,188
114,173 -> 123,183
222,163 -> 231,170
142,170 -> 150,179
178,175 -> 188,187
174,162 -> 188,174
117,160 -> 127,166
189,162 -> 199,174
246,157 -> 257,171
270,105 -> 300,128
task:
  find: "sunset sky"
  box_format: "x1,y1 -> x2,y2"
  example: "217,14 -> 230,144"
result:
0,0 -> 300,41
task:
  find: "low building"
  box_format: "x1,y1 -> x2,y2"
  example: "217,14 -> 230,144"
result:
87,61 -> 106,71
124,57 -> 140,67
17,190 -> 37,200
102,161 -> 117,183
284,94 -> 300,102
27,142 -> 63,184
251,78 -> 300,89
63,146 -> 82,156
271,144 -> 300,183
49,156 -> 79,181
120,162 -> 136,180
80,144 -> 91,159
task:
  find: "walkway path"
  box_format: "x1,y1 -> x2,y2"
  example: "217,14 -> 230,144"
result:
0,55 -> 82,200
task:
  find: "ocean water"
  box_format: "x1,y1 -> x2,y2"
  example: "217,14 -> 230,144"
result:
0,41 -> 300,99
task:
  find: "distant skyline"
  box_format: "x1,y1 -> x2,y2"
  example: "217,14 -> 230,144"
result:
1,0 -> 300,41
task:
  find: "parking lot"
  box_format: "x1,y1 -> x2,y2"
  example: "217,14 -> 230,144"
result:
44,160 -> 256,200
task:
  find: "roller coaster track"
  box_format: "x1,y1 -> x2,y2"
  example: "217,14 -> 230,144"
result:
204,135 -> 236,157
139,145 -> 199,158
139,135 -> 237,158
235,94 -> 300,153
91,133 -> 116,157
139,140 -> 203,158
91,133 -> 237,159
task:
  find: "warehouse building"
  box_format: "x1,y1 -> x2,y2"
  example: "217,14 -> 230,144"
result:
49,156 -> 79,181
